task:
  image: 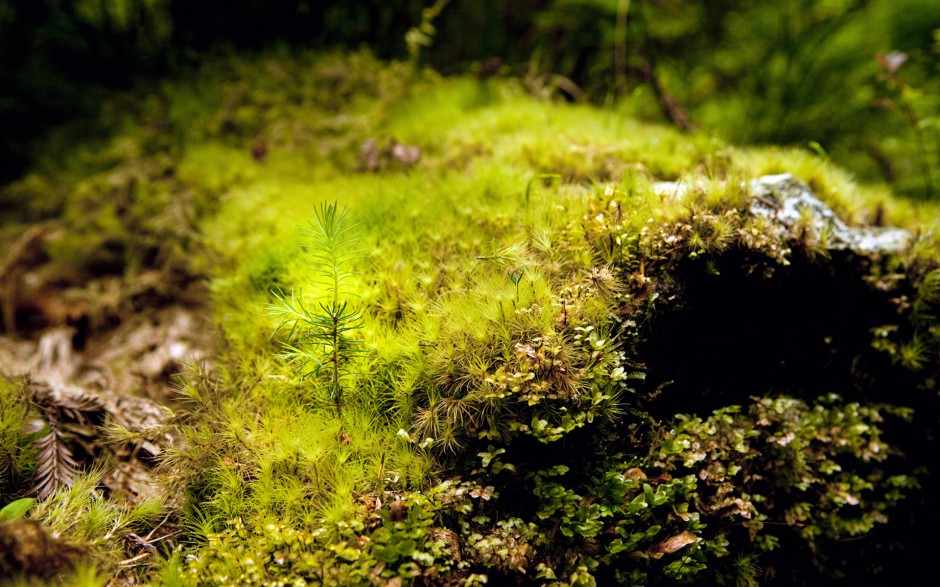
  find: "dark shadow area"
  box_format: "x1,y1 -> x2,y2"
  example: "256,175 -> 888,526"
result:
638,251 -> 937,584
642,253 -> 909,413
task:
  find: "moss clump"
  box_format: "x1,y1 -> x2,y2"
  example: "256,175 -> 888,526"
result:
0,51 -> 937,585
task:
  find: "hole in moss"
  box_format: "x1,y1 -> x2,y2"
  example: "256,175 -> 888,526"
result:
640,252 -> 904,417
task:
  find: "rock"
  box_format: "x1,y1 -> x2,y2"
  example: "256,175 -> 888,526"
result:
749,174 -> 910,253
359,138 -> 421,172
652,174 -> 910,254
391,142 -> 421,166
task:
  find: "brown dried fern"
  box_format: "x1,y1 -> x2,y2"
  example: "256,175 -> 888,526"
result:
27,381 -> 103,500
27,421 -> 81,500
31,381 -> 102,418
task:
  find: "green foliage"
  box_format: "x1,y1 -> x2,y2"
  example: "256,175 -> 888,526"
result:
2,49 -> 937,585
268,203 -> 366,416
0,497 -> 35,521
29,470 -> 166,553
405,0 -> 452,71
170,52 -> 935,584
872,267 -> 940,371
655,396 -> 918,566
4,0 -> 940,201
180,492 -> 457,586
0,378 -> 32,500
873,47 -> 940,199
519,0 -> 940,199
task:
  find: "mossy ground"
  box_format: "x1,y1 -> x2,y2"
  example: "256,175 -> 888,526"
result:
1,51 -> 938,586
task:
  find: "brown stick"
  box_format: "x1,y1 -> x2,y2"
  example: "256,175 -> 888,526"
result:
628,62 -> 694,133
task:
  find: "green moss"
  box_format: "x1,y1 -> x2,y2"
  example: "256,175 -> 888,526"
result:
0,378 -> 31,500
1,50 -> 937,585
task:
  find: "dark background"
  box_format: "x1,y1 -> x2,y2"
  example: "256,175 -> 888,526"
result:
2,0 -> 939,196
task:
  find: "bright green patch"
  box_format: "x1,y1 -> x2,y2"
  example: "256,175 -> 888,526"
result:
1,50 -> 937,585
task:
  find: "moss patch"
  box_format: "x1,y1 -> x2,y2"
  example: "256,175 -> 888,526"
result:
0,51 -> 937,586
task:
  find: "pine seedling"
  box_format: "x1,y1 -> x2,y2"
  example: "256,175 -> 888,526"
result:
268,202 -> 365,417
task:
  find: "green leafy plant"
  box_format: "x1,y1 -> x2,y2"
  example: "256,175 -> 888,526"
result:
872,267 -> 940,371
876,51 -> 937,199
653,395 -> 916,578
3,48 -> 936,586
405,0 -> 452,72
268,203 -> 365,417
0,497 -> 34,521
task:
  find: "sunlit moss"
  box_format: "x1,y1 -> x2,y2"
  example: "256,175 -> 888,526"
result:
1,49 -> 937,585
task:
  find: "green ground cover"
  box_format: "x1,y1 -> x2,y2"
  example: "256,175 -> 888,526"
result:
1,51 -> 938,586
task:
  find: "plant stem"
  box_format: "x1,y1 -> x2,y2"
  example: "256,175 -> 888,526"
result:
614,0 -> 631,98
332,308 -> 342,417
902,98 -> 934,199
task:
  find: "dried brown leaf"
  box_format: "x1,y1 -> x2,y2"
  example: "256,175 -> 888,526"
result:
649,531 -> 699,556
624,467 -> 646,480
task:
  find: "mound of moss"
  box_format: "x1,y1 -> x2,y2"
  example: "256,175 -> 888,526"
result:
1,51 -> 938,586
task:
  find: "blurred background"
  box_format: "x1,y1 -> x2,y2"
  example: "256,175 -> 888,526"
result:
2,0 -> 939,197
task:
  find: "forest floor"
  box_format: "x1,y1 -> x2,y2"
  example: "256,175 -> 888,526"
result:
1,51 -> 939,586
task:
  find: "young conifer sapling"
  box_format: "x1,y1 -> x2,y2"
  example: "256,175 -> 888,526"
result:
268,202 -> 364,417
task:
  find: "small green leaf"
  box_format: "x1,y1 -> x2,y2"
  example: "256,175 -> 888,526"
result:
395,538 -> 418,557
372,544 -> 399,564
0,498 -> 36,521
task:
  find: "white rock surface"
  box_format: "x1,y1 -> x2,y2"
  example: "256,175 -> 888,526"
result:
652,174 -> 910,253
749,174 -> 909,253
